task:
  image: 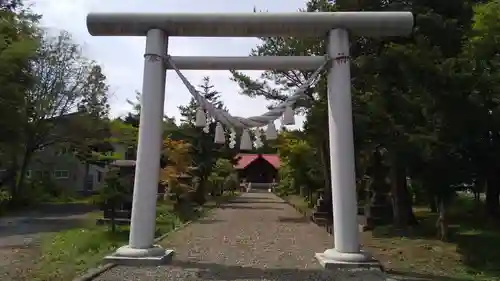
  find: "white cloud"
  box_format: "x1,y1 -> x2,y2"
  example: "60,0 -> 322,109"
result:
29,0 -> 308,128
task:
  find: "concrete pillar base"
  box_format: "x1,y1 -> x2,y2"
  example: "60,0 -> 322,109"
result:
315,249 -> 382,270
104,245 -> 174,266
316,250 -> 387,280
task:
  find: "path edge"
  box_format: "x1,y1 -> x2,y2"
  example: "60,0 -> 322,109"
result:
273,192 -> 333,237
276,192 -> 391,273
72,192 -> 240,281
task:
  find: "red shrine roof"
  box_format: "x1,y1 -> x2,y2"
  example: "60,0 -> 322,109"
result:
234,153 -> 281,170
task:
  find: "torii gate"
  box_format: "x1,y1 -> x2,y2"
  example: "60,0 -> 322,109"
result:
87,11 -> 413,269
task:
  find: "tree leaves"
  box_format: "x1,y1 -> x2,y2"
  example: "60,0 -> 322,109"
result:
0,26 -> 112,196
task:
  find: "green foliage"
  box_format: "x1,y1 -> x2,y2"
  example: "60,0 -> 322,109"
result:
276,162 -> 295,197
77,65 -> 110,118
178,77 -> 232,204
123,91 -> 141,127
0,188 -> 11,214
208,158 -> 238,194
178,76 -> 224,124
233,0 -> 500,234
25,177 -> 61,203
108,118 -> 138,146
223,173 -> 240,192
96,167 -> 132,205
275,132 -> 322,199
211,158 -> 235,179
0,5 -> 39,145
0,0 -> 28,11
168,181 -> 193,200
468,0 -> 500,59
0,27 -> 112,205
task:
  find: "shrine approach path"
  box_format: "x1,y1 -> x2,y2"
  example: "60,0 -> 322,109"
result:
94,191 -> 340,281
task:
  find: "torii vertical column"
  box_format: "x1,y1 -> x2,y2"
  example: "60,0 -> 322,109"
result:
106,28 -> 174,265
315,28 -> 379,269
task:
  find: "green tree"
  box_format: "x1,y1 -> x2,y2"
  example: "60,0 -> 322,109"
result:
178,76 -> 224,124
2,31 -> 111,203
208,158 -> 237,195
276,131 -> 322,202
0,0 -> 39,189
72,64 -> 112,191
96,166 -> 133,232
459,0 -> 500,217
178,76 -> 227,205
0,0 -> 23,10
123,91 -> 141,128
232,0 -> 497,235
78,65 -> 110,118
123,91 -> 180,139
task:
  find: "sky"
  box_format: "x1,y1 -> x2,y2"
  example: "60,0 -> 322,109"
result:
29,0 -> 309,128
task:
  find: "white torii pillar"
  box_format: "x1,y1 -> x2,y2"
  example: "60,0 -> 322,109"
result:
87,11 -> 414,267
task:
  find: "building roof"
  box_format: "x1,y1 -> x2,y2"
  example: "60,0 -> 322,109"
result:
234,154 -> 281,170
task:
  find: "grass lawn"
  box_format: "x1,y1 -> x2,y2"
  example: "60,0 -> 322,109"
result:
286,194 -> 314,217
283,194 -> 500,281
27,191 -> 238,281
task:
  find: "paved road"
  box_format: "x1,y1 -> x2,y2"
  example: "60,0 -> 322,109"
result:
0,204 -> 95,279
94,191 -> 341,281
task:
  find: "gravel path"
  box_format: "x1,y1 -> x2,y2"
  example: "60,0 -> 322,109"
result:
94,191 -> 339,281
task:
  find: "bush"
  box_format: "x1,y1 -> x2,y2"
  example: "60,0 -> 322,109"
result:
0,189 -> 12,215
224,173 -> 239,192
208,159 -> 238,196
276,132 -> 323,199
96,167 -> 133,232
12,179 -> 53,207
18,174 -> 69,204
169,181 -> 193,201
96,167 -> 132,204
276,163 -> 296,196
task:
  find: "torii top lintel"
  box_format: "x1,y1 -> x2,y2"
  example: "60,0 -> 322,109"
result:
86,12 -> 414,38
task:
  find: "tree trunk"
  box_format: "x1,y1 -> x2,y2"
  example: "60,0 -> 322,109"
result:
0,167 -> 17,191
11,147 -> 33,205
474,191 -> 480,202
390,156 -> 418,231
2,167 -> 18,198
3,151 -> 20,202
318,138 -> 331,201
429,194 -> 438,213
194,177 -> 207,205
485,174 -> 500,217
314,137 -> 333,220
436,198 -> 449,241
473,190 -> 482,213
